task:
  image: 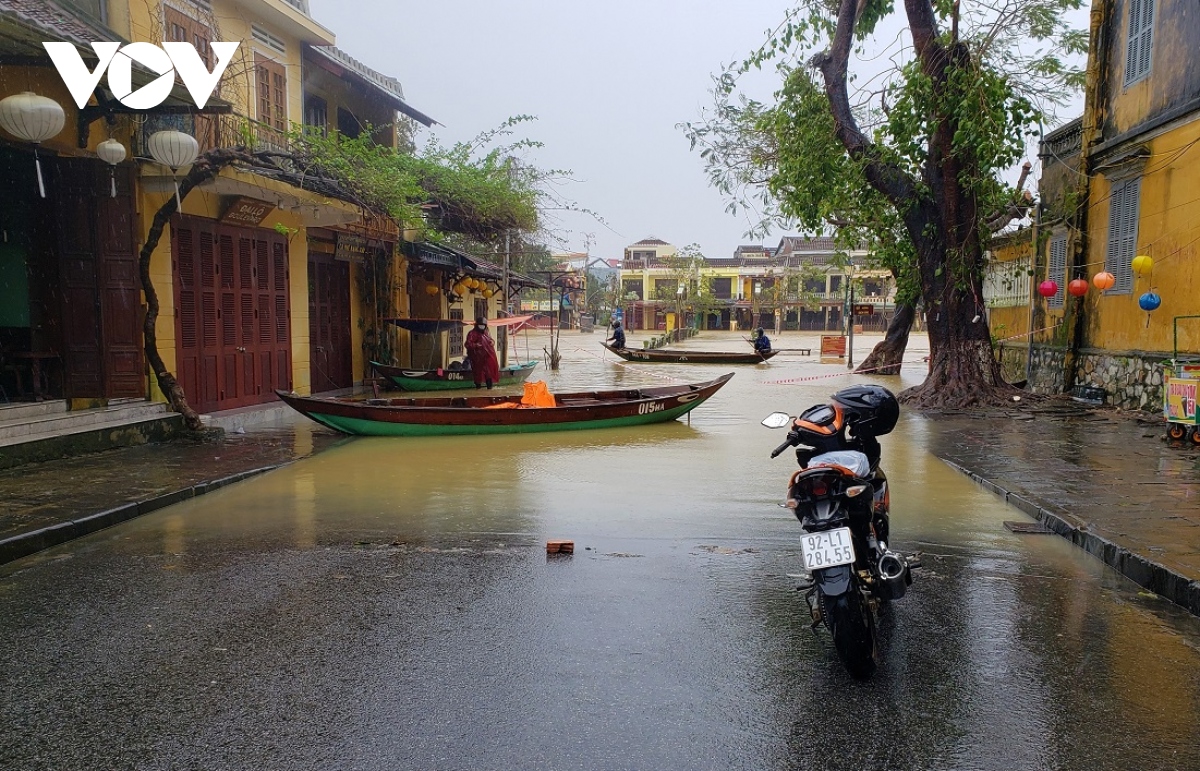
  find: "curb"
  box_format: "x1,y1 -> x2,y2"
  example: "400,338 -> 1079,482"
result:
942,458 -> 1200,616
0,466 -> 281,567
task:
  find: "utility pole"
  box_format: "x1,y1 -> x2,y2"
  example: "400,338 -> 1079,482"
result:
503,231 -> 511,316
847,274 -> 856,370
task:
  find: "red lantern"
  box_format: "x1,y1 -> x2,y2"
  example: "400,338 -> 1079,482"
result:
1038,280 -> 1058,298
1068,279 -> 1089,297
1093,271 -> 1116,291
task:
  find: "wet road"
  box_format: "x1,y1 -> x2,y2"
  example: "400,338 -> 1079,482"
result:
3,332 -> 1200,770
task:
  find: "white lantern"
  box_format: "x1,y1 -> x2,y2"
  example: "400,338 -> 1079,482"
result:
147,130 -> 198,209
96,138 -> 127,198
0,92 -> 66,198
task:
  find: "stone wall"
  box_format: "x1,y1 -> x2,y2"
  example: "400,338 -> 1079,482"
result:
1073,349 -> 1167,412
996,343 -> 1167,411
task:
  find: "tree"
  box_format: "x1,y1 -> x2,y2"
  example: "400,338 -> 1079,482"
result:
686,0 -> 1084,406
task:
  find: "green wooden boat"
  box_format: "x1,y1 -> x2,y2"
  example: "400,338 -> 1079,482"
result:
370,360 -> 539,391
274,373 -> 733,436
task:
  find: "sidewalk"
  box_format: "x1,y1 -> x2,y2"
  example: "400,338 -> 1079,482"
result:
923,404 -> 1200,615
0,412 -> 345,565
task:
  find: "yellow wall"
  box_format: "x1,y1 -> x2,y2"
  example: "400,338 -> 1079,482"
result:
1086,120 -> 1200,355
0,67 -> 121,157
987,236 -> 1036,344
119,0 -> 308,125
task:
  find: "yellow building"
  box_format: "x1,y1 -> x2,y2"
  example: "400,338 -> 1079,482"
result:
1004,0 -> 1200,409
0,0 -> 441,414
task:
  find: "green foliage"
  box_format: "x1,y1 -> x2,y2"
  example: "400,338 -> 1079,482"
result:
683,0 -> 1087,312
289,117 -> 546,243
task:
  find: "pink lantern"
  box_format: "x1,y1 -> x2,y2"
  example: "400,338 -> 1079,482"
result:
1037,280 -> 1058,298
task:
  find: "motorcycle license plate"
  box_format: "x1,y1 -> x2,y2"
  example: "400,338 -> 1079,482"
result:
800,527 -> 856,570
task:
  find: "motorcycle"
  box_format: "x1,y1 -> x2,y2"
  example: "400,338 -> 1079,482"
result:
762,387 -> 917,679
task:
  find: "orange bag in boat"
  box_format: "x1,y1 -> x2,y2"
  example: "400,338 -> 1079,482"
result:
520,381 -> 556,407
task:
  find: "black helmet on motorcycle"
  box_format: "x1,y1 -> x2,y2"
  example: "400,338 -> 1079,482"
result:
831,385 -> 899,436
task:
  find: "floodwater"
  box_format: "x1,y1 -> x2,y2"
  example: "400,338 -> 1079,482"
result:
2,330 -> 1200,771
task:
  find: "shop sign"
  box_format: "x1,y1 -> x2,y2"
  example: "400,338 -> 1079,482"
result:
852,304 -> 875,316
335,233 -> 386,263
220,197 -> 275,226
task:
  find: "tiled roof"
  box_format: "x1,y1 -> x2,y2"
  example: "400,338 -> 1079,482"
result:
628,237 -> 670,247
0,0 -> 119,54
774,236 -> 839,255
305,45 -> 438,127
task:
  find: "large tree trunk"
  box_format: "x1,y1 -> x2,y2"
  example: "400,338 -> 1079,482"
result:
813,0 -> 1015,408
137,148 -> 257,430
856,302 -> 914,375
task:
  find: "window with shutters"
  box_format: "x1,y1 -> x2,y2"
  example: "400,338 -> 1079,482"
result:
1125,0 -> 1154,86
163,6 -> 212,65
255,54 -> 287,149
1047,234 -> 1067,309
1105,178 -> 1140,294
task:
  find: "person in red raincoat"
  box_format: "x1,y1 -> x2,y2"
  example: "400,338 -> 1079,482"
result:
465,316 -> 501,389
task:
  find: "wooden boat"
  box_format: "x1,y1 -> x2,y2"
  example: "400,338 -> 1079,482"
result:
370,360 -> 539,391
274,373 -> 734,436
602,343 -> 778,364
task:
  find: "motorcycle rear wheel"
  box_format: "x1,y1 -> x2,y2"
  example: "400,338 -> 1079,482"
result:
822,587 -> 878,680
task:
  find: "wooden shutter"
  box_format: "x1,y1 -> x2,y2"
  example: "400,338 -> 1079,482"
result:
255,54 -> 287,147
1125,0 -> 1154,84
1048,234 -> 1067,309
1105,179 -> 1139,295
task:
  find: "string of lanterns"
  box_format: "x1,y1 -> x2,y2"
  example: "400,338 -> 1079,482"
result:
1037,254 -> 1161,322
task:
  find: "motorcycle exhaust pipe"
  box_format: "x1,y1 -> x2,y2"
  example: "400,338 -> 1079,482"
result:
877,551 -> 910,600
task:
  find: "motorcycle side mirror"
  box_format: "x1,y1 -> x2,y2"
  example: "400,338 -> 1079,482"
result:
761,412 -> 793,429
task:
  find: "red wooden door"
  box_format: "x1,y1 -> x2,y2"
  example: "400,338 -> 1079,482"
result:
173,217 -> 290,413
54,159 -> 143,399
307,253 -> 351,392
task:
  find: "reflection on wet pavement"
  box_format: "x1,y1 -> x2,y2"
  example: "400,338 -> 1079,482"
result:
1,331 -> 1199,770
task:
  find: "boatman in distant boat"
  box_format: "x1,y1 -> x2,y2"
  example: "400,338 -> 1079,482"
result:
606,319 -> 626,349
465,316 -> 501,389
752,327 -> 772,354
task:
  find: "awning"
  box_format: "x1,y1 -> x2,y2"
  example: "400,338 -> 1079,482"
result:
402,241 -> 477,271
386,315 -> 537,335
385,318 -> 463,335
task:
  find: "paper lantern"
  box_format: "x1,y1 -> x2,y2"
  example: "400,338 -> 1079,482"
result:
1068,279 -> 1089,297
96,138 -> 127,198
147,130 -> 199,210
147,130 -> 198,169
424,284 -> 440,295
1037,280 -> 1058,298
482,288 -> 494,298
1131,255 -> 1153,275
1138,292 -> 1161,311
0,92 -> 66,198
452,282 -> 466,296
1092,271 -> 1116,291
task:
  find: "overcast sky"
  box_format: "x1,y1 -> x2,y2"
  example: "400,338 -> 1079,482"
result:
307,1 -> 1084,262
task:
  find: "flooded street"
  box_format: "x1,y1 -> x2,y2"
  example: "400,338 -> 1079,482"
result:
3,330 -> 1200,770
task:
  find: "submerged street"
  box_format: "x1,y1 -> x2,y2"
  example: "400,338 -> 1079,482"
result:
2,333 -> 1200,770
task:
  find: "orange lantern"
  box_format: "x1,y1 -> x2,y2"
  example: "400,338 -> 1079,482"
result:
482,288 -> 494,298
424,284 -> 440,296
1092,271 -> 1116,291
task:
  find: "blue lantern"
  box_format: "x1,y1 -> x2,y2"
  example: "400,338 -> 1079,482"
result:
1138,292 -> 1161,311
